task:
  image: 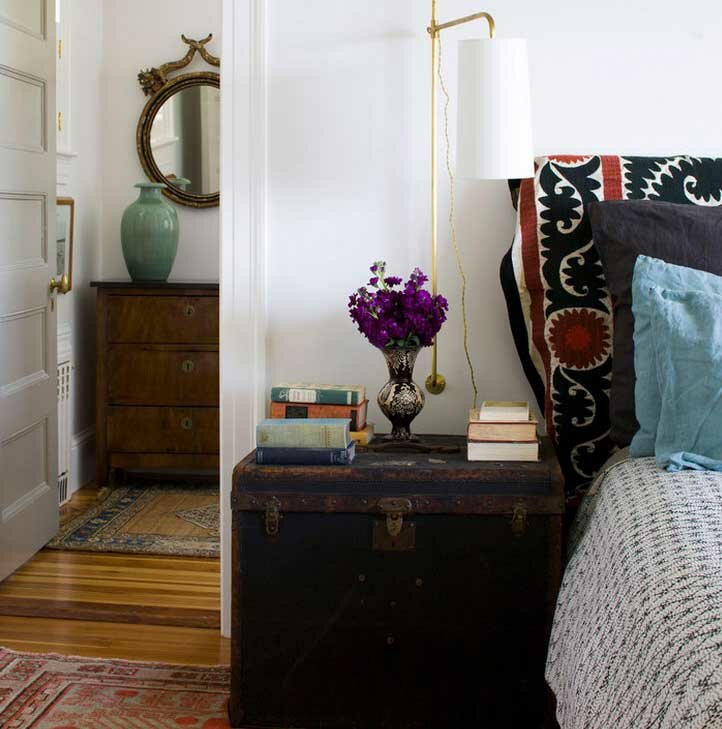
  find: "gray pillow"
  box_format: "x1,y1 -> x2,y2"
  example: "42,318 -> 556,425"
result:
589,199 -> 722,446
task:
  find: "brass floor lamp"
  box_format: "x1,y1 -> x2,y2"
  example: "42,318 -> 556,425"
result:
424,1 -> 534,404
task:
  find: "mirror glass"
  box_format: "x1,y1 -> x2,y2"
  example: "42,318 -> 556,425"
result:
150,83 -> 220,196
56,198 -> 74,289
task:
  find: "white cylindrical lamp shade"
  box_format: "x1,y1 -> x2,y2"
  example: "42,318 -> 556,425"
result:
457,38 -> 534,180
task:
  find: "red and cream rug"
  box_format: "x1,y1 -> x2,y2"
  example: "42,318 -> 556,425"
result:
0,648 -> 231,728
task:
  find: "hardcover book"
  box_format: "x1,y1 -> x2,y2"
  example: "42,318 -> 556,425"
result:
269,400 -> 368,433
256,442 -> 356,466
270,383 -> 366,406
467,409 -> 537,442
256,418 -> 351,449
467,440 -> 539,462
477,401 -> 530,422
350,423 -> 375,446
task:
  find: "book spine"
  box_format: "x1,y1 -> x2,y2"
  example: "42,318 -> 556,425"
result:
271,386 -> 362,406
256,421 -> 349,449
269,401 -> 366,432
256,445 -> 355,465
466,423 -> 537,442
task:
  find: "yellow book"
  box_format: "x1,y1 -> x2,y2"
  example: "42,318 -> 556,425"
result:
350,423 -> 375,446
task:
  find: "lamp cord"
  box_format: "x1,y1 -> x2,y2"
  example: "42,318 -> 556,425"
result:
437,36 -> 479,409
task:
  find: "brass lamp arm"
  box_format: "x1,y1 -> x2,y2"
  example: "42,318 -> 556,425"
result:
425,4 -> 495,397
428,11 -> 496,38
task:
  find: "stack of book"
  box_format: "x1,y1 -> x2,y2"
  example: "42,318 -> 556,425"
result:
256,382 -> 374,465
467,401 -> 539,462
269,382 -> 374,446
256,417 -> 355,465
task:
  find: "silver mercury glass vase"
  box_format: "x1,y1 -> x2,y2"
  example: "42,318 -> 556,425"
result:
377,346 -> 425,440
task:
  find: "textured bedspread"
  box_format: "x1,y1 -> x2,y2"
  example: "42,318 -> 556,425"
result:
546,454 -> 722,728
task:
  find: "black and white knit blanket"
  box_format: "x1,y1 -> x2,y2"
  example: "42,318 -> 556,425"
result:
546,454 -> 722,728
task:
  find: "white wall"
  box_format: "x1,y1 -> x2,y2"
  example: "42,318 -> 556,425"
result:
57,0 -> 103,490
100,0 -> 221,281
265,0 -> 722,436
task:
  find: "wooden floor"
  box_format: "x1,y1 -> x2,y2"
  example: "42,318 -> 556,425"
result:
0,486 -> 229,665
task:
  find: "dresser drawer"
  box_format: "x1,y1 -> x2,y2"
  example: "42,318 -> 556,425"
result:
107,407 -> 219,453
107,295 -> 218,343
107,347 -> 219,406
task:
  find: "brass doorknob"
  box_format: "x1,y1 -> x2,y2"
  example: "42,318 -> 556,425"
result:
49,274 -> 70,294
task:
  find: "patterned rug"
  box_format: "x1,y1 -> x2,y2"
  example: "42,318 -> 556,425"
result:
0,648 -> 230,728
48,485 -> 220,557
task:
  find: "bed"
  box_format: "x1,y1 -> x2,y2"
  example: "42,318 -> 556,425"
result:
501,155 -> 722,727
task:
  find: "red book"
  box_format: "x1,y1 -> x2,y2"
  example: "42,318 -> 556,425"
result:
269,400 -> 368,433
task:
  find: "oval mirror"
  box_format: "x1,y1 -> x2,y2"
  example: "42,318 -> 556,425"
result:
137,71 -> 220,208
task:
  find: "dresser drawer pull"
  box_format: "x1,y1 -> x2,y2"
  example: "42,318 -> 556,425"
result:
184,304 -> 196,317
181,359 -> 195,374
180,417 -> 194,430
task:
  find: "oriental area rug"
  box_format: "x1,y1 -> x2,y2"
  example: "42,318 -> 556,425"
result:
48,485 -> 220,558
0,648 -> 230,728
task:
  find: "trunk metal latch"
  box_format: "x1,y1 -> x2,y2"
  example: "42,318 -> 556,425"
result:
378,497 -> 413,537
373,498 -> 415,551
264,497 -> 281,536
511,502 -> 528,538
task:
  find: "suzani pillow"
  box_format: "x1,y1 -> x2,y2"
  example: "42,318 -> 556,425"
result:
501,155 -> 722,503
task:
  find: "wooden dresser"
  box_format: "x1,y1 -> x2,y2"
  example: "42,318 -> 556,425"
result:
92,281 -> 219,486
231,437 -> 564,728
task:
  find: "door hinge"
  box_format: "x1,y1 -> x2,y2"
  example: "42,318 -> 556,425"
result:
58,39 -> 62,59
264,497 -> 281,536
58,111 -> 63,132
511,503 -> 528,538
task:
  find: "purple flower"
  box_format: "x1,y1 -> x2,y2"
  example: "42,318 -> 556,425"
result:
348,263 -> 448,349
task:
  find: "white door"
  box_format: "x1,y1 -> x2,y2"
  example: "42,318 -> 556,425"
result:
0,0 -> 58,580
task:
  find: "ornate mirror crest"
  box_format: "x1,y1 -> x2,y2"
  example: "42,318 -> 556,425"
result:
136,35 -> 220,209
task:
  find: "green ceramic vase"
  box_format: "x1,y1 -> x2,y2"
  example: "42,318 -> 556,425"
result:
121,183 -> 179,282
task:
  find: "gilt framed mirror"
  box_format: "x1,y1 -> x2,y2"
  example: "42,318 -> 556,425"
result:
136,35 -> 220,208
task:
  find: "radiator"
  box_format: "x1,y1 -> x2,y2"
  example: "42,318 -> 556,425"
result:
57,360 -> 72,505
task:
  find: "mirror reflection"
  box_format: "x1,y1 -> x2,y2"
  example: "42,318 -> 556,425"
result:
56,197 -> 74,289
150,83 -> 220,196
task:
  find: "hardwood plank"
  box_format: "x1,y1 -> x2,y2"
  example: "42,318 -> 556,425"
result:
0,597 -> 219,628
0,485 -> 225,661
0,615 -> 230,665
0,552 -> 220,608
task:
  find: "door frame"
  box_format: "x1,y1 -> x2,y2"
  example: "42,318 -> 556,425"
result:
219,0 -> 268,637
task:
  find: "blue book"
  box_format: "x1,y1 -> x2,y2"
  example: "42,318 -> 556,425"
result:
256,442 -> 356,466
256,418 -> 350,449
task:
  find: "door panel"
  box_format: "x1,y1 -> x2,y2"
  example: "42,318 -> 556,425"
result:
0,0 -> 57,581
0,65 -> 47,152
0,0 -> 46,40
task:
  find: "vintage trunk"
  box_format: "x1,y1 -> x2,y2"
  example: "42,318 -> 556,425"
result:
231,436 -> 564,728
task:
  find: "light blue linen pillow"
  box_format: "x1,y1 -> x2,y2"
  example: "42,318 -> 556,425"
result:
630,256 -> 722,457
648,287 -> 722,471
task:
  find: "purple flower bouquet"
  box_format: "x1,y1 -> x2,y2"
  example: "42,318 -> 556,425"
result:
348,262 -> 448,440
348,262 -> 448,350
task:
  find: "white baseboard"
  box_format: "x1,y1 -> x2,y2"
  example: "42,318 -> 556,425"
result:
70,426 -> 95,495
